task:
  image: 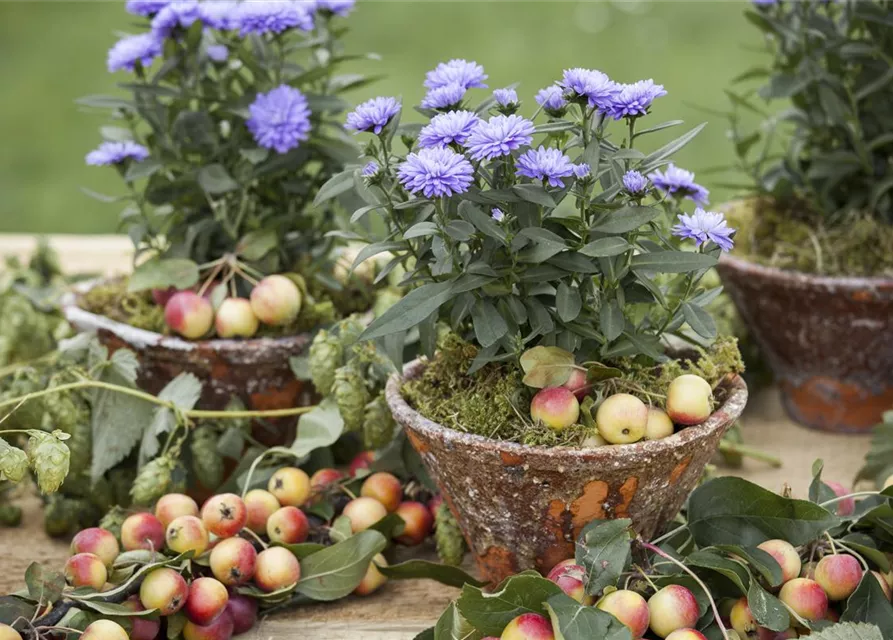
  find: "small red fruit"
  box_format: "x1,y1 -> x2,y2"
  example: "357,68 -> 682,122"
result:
254,547 -> 301,592
121,513 -> 166,552
64,553 -> 107,590
349,451 -> 375,476
500,613 -> 554,640
225,594 -> 258,635
209,537 -> 257,586
70,527 -> 119,568
201,493 -> 248,538
140,567 -> 189,616
665,631 -> 707,640
815,554 -> 862,600
644,407 -> 674,440
757,539 -> 802,584
250,275 -> 302,326
394,501 -> 434,546
597,589 -> 649,638
342,497 -> 388,533
596,393 -> 648,444
354,553 -> 388,596
872,571 -> 892,601
185,577 -> 229,626
166,515 -> 210,556
825,481 -> 856,516
778,578 -> 828,621
648,585 -> 700,638
81,620 -> 128,640
546,562 -> 593,606
360,472 -> 403,513
665,374 -> 712,425
267,467 -> 311,507
530,387 -> 580,431
0,624 -> 20,640
243,489 -> 280,534
266,506 -> 310,544
309,468 -> 344,502
165,291 -> 214,339
183,611 -> 234,640
155,493 -> 199,529
122,597 -> 161,640
561,368 -> 589,400
152,287 -> 177,307
729,597 -> 758,637
215,298 -> 258,339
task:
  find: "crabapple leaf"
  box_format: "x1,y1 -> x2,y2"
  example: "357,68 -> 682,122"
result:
747,579 -> 790,632
520,346 -> 575,388
25,563 -> 65,605
546,592 -> 633,640
456,571 -> 562,636
432,602 -> 481,640
291,397 -> 344,458
574,519 -> 632,596
295,530 -> 388,601
127,258 -> 200,292
713,544 -> 784,587
840,574 -> 893,637
377,559 -> 486,589
0,596 -> 38,626
810,623 -> 883,640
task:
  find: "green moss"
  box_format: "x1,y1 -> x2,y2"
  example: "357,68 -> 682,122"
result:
403,334 -> 745,448
727,197 -> 893,277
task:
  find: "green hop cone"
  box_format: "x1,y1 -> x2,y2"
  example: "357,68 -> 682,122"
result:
130,456 -> 175,505
43,494 -> 79,537
64,417 -> 92,476
0,503 -> 22,527
0,438 -> 29,483
362,394 -> 396,450
27,431 -> 70,494
190,426 -> 224,490
99,506 -> 128,542
336,315 -> 366,347
309,329 -> 343,395
435,502 -> 467,566
332,364 -> 370,432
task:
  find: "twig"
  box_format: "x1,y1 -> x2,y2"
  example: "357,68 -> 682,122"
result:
718,442 -> 782,467
820,491 -> 880,508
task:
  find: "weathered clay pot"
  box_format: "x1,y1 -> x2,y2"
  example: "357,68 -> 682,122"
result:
717,254 -> 893,433
386,359 -> 748,584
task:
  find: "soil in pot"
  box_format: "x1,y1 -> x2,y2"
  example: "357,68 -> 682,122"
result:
392,335 -> 748,583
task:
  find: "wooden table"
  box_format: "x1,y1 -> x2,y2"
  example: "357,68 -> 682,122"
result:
0,234 -> 875,639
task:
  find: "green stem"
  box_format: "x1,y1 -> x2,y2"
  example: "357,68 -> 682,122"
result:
649,522 -> 688,546
717,442 -> 782,467
240,446 -> 300,498
820,491 -> 880,508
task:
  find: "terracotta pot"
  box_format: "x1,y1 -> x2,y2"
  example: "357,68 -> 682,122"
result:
717,254 -> 893,433
62,286 -> 316,446
386,359 -> 747,584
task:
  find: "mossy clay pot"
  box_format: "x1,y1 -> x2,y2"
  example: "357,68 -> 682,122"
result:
387,358 -> 748,584
718,253 -> 893,433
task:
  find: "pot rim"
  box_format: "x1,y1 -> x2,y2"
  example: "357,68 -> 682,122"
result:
386,358 -> 748,461
61,280 -> 313,353
718,253 -> 893,290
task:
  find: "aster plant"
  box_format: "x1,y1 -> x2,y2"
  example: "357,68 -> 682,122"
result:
80,0 -> 377,315
320,60 -> 736,369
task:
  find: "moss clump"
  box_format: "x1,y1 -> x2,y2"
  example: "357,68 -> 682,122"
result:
727,197 -> 893,277
403,334 -> 745,449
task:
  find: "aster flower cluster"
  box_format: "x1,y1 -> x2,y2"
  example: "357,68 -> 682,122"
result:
341,60 -> 735,362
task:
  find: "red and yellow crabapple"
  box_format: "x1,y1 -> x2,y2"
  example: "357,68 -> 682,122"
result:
779,578 -> 828,621
597,590 -> 649,638
183,610 -> 234,640
122,513 -> 166,552
644,407 -> 675,440
648,585 -> 700,638
243,489 -> 281,534
872,571 -> 892,601
267,467 -> 311,507
500,613 -> 555,640
825,481 -> 856,516
64,553 -> 107,590
215,298 -> 259,339
596,393 -> 647,444
349,451 -> 375,476
201,493 -> 248,538
729,597 -> 758,637
81,620 -> 128,640
209,537 -> 257,586
665,631 -> 707,640
266,506 -> 310,544
166,515 -> 210,556
530,387 -> 580,431
665,374 -> 713,425
185,577 -> 229,626
165,291 -> 214,339
354,553 -> 388,596
394,501 -> 434,546
225,594 -> 258,635
757,539 -> 802,584
561,368 -> 589,400
546,561 -> 593,606
249,275 -> 302,326
360,472 -> 403,513
140,567 -> 189,616
70,527 -> 119,568
155,493 -> 199,529
122,597 -> 160,640
0,625 -> 20,640
255,547 -> 301,592
814,554 -> 862,601
342,497 -> 388,533
309,468 -> 344,502
152,287 -> 177,308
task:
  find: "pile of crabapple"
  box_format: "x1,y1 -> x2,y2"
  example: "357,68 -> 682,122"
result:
158,274 -> 302,340
530,372 -> 713,445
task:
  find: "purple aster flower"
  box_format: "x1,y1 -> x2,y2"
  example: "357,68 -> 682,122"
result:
107,33 -> 163,73
465,114 -> 535,161
126,0 -> 169,16
86,141 -> 150,166
420,83 -> 466,110
535,85 -> 568,115
649,164 -> 710,205
491,207 -> 505,222
151,0 -> 199,35
315,0 -> 355,16
237,1 -> 314,36
672,208 -> 735,252
516,146 -> 575,188
573,163 -> 591,180
424,59 -> 488,90
198,1 -> 240,29
606,80 -> 667,120
346,97 -> 402,135
361,161 -> 380,178
246,85 -> 312,154
206,44 -> 229,63
559,68 -> 619,111
398,147 -> 474,198
493,88 -> 518,107
417,110 -> 480,148
622,170 -> 648,194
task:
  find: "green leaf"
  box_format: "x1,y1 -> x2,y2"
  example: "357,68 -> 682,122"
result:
378,559 -> 487,589
292,397 -> 344,458
127,258 -> 200,292
0,596 -> 37,626
555,283 -> 582,323
575,519 -> 632,596
458,201 -> 507,244
513,184 -> 557,208
713,545 -> 784,587
78,600 -> 158,618
456,572 -> 563,637
520,346 -> 575,388
25,563 -> 65,604
630,251 -> 717,273
471,300 -> 508,349
433,602 -> 482,640
197,164 -> 239,194
600,300 -> 624,343
687,477 -> 838,547
314,169 -> 356,207
590,206 -> 659,234
685,550 -> 749,594
125,159 -> 162,182
682,303 -> 717,339
236,229 -> 278,261
640,123 -> 706,168
811,623 -> 883,640
546,592 -> 633,640
139,373 -> 202,464
748,580 -> 790,632
361,280 -> 456,342
294,530 -> 388,601
273,542 -> 326,560
77,94 -> 133,109
841,574 -> 893,637
403,222 -> 439,240
518,228 -> 568,262
579,237 -> 631,258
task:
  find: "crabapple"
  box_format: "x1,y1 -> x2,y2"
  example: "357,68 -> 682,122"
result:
225,594 -> 258,635
561,368 -> 589,400
185,577 -> 229,626
648,585 -> 700,638
665,374 -> 712,425
644,407 -> 675,440
546,562 -> 593,606
123,597 -> 160,640
266,506 -> 310,544
342,497 -> 388,533
140,568 -> 189,616
394,501 -> 434,546
215,298 -> 259,339
0,626 -> 19,640
597,589 -> 649,638
81,620 -> 128,640
757,539 -> 802,584
729,597 -> 758,637
581,433 -> 608,447
596,393 -> 647,444
825,481 -> 855,516
500,613 -> 555,640
309,468 -> 344,502
70,527 -> 119,568
530,387 -> 580,431
360,472 -> 403,513
779,578 -> 828,621
884,474 -> 893,490
267,467 -> 311,507
815,554 -> 862,600
254,547 -> 301,592
201,493 -> 248,538
872,571 -> 892,601
165,291 -> 214,339
122,513 -> 166,552
166,515 -> 210,556
64,553 -> 107,590
209,537 -> 257,586
427,494 -> 444,519
183,611 -> 234,640
250,275 -> 302,326
349,451 -> 375,476
243,489 -> 280,533
354,553 -> 388,596
155,493 -> 199,529
665,631 -> 707,640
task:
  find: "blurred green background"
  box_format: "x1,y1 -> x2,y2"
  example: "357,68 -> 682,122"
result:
0,1 -> 764,235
